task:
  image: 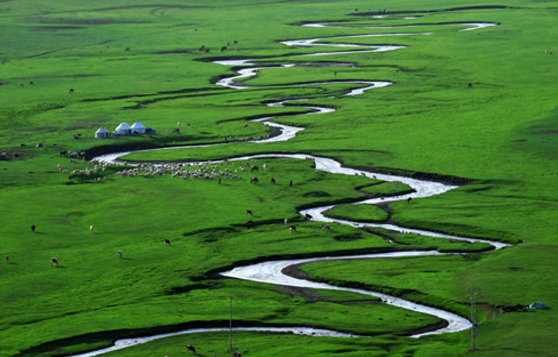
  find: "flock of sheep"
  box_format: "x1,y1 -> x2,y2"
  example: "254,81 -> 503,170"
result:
112,162 -> 244,181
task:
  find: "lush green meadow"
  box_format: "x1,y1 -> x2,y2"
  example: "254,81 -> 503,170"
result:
1,0 -> 558,356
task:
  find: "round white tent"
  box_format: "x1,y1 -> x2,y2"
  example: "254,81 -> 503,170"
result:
114,122 -> 132,135
95,127 -> 110,139
131,121 -> 146,134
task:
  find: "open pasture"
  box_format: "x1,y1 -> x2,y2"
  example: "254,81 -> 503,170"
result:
1,0 -> 558,356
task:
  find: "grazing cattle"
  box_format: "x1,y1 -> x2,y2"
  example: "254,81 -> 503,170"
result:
90,225 -> 94,234
69,88 -> 74,94
118,251 -> 123,258
13,153 -> 19,158
50,257 -> 59,266
250,176 -> 258,184
186,345 -> 197,354
221,46 -> 227,52
305,214 -> 312,220
164,239 -> 172,246
60,150 -> 68,157
31,225 -> 36,233
467,83 -> 473,88
19,83 -> 24,87
231,352 -> 241,357
20,143 -> 26,147
271,177 -> 276,185
246,220 -> 254,230
322,224 -> 331,231
407,197 -> 412,204
29,81 -> 35,86
5,255 -> 8,263
289,180 -> 293,187
289,226 -> 297,234
250,165 -> 258,172
246,209 -> 253,216
284,218 -> 289,226
125,47 -> 130,51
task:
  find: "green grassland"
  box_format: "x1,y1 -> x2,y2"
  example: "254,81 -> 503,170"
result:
1,0 -> 558,356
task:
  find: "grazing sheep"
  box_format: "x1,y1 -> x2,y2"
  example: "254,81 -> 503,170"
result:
284,218 -> 289,226
289,226 -> 297,234
90,225 -> 94,234
305,214 -> 312,220
246,209 -> 253,216
186,345 -> 197,354
164,239 -> 172,246
51,257 -> 59,266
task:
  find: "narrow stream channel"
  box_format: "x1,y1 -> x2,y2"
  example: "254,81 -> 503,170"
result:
82,20 -> 504,357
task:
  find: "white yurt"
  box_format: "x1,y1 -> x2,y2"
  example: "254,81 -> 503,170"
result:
95,127 -> 110,139
114,122 -> 132,135
131,121 -> 146,134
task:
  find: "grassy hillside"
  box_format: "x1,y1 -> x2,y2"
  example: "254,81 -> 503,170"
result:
1,0 -> 557,356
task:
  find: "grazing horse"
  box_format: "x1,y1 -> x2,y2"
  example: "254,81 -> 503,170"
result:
467,83 -> 473,88
246,209 -> 253,216
31,225 -> 36,233
270,177 -> 276,185
50,257 -> 59,266
29,81 -> 35,86
5,255 -> 8,263
305,213 -> 312,220
186,345 -> 197,354
284,218 -> 289,226
250,165 -> 258,173
289,226 -> 297,234
164,239 -> 172,246
250,176 -> 258,184
246,220 -> 254,230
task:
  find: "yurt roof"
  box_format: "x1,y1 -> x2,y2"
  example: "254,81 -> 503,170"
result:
131,121 -> 146,129
96,127 -> 110,134
115,122 -> 131,130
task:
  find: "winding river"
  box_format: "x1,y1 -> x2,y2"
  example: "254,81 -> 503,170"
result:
84,19 -> 506,357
